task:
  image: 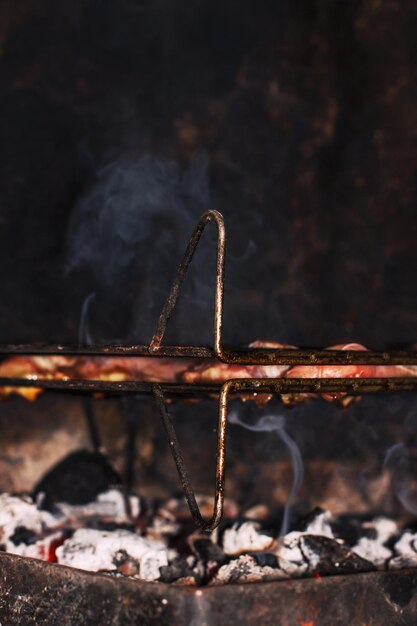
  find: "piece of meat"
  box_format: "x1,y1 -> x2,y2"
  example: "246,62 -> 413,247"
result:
0,355 -> 77,401
75,356 -> 195,383
286,343 -> 417,379
284,343 -> 417,405
0,354 -> 194,400
181,341 -> 294,384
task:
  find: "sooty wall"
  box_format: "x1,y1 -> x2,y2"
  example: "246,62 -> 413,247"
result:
0,0 -> 415,347
0,0 -> 416,513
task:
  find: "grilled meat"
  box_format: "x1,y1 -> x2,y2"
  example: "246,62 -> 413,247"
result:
0,342 -> 415,404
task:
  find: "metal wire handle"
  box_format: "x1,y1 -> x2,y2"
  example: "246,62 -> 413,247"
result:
153,383 -> 228,531
149,209 -> 226,359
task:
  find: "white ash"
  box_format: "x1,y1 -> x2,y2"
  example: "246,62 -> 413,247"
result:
388,531 -> 417,570
10,530 -> 64,560
56,528 -> 174,581
0,494 -> 58,548
304,509 -> 334,538
274,532 -> 310,576
220,521 -> 275,556
212,554 -> 286,585
392,530 -> 417,556
271,510 -> 335,577
54,489 -> 141,523
3,489 -> 417,585
351,518 -> 398,567
146,506 -> 181,540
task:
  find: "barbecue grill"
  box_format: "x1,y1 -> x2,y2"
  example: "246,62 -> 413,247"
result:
1,210 -> 416,530
0,210 -> 417,625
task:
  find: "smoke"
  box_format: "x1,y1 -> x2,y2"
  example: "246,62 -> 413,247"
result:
384,441 -> 417,516
67,152 -> 209,283
229,410 -> 303,535
66,152 -> 216,343
78,292 -> 96,345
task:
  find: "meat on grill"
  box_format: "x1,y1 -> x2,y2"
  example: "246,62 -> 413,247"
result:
0,342 -> 415,404
284,342 -> 417,405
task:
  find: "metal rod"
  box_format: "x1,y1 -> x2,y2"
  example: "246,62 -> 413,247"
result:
0,344 -> 215,358
2,377 -> 417,394
79,293 -> 101,453
218,348 -> 417,366
149,209 -> 226,355
0,378 -> 222,394
153,384 -> 227,531
1,344 -> 416,365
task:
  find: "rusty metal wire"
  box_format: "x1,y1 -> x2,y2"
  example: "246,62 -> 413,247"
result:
0,376 -> 416,395
0,210 -> 417,529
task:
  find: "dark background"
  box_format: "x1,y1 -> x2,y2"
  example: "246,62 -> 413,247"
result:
0,0 -> 416,513
0,0 -> 416,348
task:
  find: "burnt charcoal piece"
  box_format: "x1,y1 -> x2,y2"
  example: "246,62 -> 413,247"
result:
293,507 -> 327,532
190,538 -> 227,565
331,516 -> 377,547
159,556 -> 203,585
33,450 -> 121,510
301,535 -> 375,576
9,526 -> 37,546
252,553 -> 279,568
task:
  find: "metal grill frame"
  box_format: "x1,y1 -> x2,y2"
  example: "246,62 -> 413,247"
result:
0,210 -> 416,529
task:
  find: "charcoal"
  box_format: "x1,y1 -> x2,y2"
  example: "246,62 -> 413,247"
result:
189,537 -> 227,565
56,528 -> 170,581
212,554 -> 285,584
215,520 -> 275,556
391,530 -> 417,561
214,555 -> 258,584
292,507 -> 333,537
276,532 -> 309,576
301,535 -> 375,575
9,526 -> 38,546
2,486 -> 416,585
33,450 -> 121,510
159,556 -> 203,584
252,552 -> 279,568
331,516 -> 377,547
212,517 -> 262,544
350,518 -> 397,566
293,507 -> 327,532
